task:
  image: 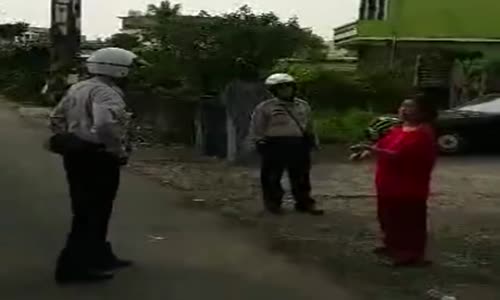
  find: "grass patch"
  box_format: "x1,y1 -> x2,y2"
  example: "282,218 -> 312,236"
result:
314,109 -> 375,144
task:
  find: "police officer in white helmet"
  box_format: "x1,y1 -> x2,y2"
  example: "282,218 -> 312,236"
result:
249,73 -> 324,215
50,48 -> 137,284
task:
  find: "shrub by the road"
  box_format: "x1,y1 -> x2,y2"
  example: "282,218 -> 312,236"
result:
314,109 -> 375,144
0,44 -> 49,103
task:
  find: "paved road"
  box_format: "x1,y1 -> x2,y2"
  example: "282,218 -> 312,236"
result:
0,101 -> 356,300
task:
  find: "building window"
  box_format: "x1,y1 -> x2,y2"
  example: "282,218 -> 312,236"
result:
378,0 -> 387,19
360,0 -> 388,20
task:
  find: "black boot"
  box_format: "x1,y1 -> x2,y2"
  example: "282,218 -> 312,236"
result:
265,202 -> 284,215
295,203 -> 324,216
97,242 -> 133,271
55,248 -> 114,285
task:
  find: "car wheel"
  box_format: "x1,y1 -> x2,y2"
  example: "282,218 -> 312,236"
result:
437,133 -> 464,154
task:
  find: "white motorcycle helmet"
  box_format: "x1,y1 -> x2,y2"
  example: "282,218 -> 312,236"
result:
86,47 -> 138,78
265,73 -> 296,86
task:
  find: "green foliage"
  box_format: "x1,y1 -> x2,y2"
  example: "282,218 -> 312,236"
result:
109,33 -> 141,50
0,23 -> 48,103
486,59 -> 500,75
302,71 -> 372,110
314,109 -> 375,144
273,62 -> 408,113
134,1 -> 327,94
0,22 -> 28,41
0,44 -> 50,102
362,68 -> 410,111
147,1 -> 182,17
270,63 -> 409,144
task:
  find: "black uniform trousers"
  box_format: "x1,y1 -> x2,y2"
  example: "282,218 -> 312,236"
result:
259,137 -> 315,211
59,151 -> 120,271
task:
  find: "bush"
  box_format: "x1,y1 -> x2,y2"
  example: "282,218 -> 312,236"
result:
272,63 -> 408,144
273,62 -> 409,113
302,70 -> 372,110
314,109 -> 375,144
0,44 -> 49,103
361,69 -> 410,112
134,2 -> 327,96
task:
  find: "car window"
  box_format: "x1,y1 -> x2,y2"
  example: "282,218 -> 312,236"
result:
457,94 -> 500,106
458,97 -> 500,113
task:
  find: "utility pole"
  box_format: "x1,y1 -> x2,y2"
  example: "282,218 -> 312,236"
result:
45,0 -> 81,104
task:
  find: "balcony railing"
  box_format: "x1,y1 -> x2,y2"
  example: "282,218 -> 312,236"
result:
334,22 -> 358,44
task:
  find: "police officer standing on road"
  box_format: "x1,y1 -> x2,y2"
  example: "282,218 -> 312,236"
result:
249,73 -> 324,216
50,48 -> 137,284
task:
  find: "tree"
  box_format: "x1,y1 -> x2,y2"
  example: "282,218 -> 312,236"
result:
197,10 -> 211,18
140,4 -> 327,94
0,22 -> 28,41
109,33 -> 140,50
128,10 -> 143,17
147,1 -> 182,18
0,43 -> 50,102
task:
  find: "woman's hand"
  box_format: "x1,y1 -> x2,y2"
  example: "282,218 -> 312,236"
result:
360,150 -> 372,159
350,143 -> 372,161
359,143 -> 376,151
350,150 -> 372,161
351,143 -> 375,151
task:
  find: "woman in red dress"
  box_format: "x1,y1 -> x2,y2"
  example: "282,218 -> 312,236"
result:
360,97 -> 438,267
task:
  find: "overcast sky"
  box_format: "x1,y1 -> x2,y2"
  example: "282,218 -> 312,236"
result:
0,0 -> 359,39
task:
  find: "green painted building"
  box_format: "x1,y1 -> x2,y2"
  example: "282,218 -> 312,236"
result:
334,0 -> 500,106
336,0 -> 500,47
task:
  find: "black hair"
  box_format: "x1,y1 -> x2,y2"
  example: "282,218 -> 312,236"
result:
412,94 -> 438,123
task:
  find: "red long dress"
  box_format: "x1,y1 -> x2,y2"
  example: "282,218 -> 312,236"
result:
375,125 -> 437,263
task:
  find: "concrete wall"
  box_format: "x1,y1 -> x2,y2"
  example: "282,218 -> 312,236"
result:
126,91 -> 197,145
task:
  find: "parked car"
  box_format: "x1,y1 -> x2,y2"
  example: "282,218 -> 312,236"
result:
361,94 -> 500,155
437,94 -> 500,154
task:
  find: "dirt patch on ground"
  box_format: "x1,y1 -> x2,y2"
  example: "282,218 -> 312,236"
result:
128,146 -> 500,300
